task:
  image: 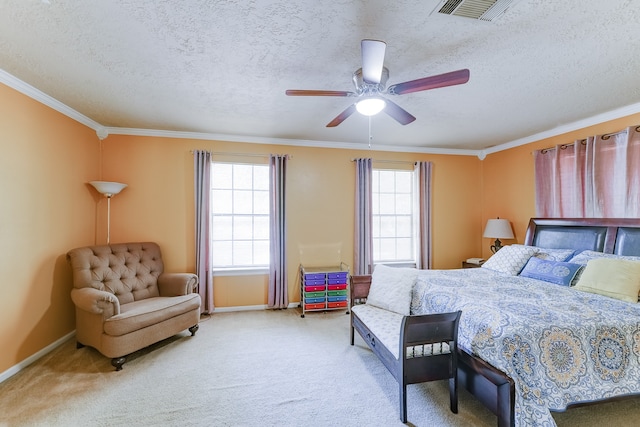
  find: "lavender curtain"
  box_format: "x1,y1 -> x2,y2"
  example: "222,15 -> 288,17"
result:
268,154 -> 288,309
534,126 -> 640,218
354,158 -> 373,275
415,161 -> 433,269
194,150 -> 214,313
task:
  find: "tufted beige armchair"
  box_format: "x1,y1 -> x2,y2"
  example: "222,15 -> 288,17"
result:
66,242 -> 201,371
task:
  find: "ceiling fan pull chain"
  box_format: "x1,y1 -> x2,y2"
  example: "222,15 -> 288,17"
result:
368,115 -> 372,149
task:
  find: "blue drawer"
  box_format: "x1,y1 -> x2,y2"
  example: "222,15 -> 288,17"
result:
327,295 -> 347,302
305,297 -> 326,304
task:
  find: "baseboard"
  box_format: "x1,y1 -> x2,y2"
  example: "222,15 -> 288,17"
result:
2,304 -> 303,381
0,331 -> 76,384
213,302 -> 299,313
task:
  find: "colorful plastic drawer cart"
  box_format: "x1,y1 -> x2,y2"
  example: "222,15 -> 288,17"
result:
299,263 -> 349,318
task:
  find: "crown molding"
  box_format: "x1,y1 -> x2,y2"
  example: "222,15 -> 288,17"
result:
0,69 -> 106,136
0,67 -> 479,155
483,101 -> 640,156
105,126 -> 480,156
4,67 -> 640,159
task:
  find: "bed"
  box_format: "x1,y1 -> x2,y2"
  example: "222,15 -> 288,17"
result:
412,218 -> 640,427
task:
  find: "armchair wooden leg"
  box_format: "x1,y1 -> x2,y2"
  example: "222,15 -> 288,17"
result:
111,357 -> 126,371
189,324 -> 199,336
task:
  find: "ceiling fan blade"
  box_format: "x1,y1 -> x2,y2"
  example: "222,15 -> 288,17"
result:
361,39 -> 386,84
387,69 -> 470,95
382,98 -> 416,125
326,104 -> 356,127
285,89 -> 355,97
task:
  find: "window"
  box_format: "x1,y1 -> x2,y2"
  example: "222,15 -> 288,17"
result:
372,169 -> 417,264
210,162 -> 269,270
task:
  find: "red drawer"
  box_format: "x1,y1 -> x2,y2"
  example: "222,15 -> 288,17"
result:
327,284 -> 347,291
304,303 -> 325,310
305,285 -> 325,292
327,301 -> 348,308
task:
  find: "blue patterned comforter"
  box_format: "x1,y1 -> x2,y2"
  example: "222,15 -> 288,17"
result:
411,268 -> 640,426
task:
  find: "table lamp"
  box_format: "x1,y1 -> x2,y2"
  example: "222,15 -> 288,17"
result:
483,218 -> 514,253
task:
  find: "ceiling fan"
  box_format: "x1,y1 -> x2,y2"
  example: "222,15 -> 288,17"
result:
285,39 -> 470,127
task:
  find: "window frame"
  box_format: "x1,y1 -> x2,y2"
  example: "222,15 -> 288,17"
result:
210,161 -> 270,275
371,167 -> 419,266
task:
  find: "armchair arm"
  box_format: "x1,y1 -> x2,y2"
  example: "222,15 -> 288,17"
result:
157,273 -> 198,297
70,287 -> 120,318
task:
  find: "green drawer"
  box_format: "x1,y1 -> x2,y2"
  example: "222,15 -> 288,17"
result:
327,290 -> 347,297
305,291 -> 325,298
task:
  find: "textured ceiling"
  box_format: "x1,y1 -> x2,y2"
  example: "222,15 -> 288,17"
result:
1,0 -> 640,152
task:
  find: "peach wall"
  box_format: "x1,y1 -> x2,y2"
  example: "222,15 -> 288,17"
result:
0,83 -> 100,374
480,112 -> 640,260
101,135 -> 482,307
4,76 -> 640,376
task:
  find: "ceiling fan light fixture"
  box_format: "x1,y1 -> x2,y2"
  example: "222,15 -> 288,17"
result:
356,98 -> 386,116
286,39 -> 470,127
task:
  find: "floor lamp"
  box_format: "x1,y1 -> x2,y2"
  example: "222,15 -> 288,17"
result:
89,181 -> 127,244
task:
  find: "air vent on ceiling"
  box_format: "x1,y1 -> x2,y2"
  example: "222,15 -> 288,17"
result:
433,0 -> 521,22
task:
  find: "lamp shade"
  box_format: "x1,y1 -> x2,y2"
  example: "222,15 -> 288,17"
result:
356,97 -> 386,116
89,181 -> 127,197
483,218 -> 514,239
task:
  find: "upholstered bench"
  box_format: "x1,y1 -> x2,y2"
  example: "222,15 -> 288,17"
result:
351,304 -> 454,360
349,268 -> 461,423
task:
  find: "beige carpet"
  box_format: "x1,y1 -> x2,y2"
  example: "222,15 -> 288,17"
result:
1,309 -> 640,426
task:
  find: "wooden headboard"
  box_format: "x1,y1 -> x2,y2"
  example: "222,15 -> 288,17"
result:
523,218 -> 640,256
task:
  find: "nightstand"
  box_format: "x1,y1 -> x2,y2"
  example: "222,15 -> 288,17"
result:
462,261 -> 482,269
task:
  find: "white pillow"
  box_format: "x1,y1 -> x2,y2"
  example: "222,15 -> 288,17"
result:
481,245 -> 539,275
533,248 -> 576,262
569,250 -> 640,266
366,264 -> 419,315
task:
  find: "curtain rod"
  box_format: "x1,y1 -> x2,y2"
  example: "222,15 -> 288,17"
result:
350,158 -> 416,165
190,150 -> 291,159
535,125 -> 640,154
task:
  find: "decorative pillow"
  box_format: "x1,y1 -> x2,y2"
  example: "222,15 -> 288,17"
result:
567,251 -> 639,285
481,245 -> 539,275
574,258 -> 640,303
569,250 -> 640,266
519,257 -> 583,286
366,264 -> 419,315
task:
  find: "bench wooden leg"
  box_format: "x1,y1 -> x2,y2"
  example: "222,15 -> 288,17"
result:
350,324 -> 355,345
449,377 -> 458,413
399,381 -> 408,423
